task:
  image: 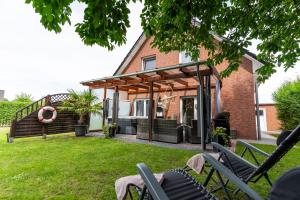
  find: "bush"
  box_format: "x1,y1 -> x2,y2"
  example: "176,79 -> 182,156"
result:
0,101 -> 31,124
273,79 -> 300,130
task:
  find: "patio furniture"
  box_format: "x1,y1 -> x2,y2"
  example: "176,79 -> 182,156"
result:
118,118 -> 137,135
276,130 -> 292,145
185,120 -> 201,144
136,118 -> 149,140
205,154 -> 300,200
204,125 -> 300,188
136,119 -> 183,143
136,155 -> 262,200
268,167 -> 300,200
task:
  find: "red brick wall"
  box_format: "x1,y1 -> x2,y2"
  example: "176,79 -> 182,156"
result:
123,37 -> 257,139
259,104 -> 281,131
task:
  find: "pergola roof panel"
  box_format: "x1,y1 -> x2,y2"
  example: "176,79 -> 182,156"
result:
81,61 -> 221,93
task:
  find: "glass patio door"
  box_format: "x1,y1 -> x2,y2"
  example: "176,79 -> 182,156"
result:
181,97 -> 197,126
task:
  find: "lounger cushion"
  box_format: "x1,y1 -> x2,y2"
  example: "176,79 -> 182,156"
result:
269,167 -> 300,200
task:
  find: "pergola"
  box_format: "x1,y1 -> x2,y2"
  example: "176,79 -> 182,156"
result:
81,61 -> 222,150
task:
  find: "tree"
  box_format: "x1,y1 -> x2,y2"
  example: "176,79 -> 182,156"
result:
25,0 -> 300,82
14,93 -> 34,102
273,79 -> 300,130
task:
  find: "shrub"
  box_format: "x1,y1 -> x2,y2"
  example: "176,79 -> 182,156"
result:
273,79 -> 300,130
0,101 -> 31,124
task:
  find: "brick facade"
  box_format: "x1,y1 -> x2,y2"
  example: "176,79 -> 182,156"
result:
119,37 -> 258,139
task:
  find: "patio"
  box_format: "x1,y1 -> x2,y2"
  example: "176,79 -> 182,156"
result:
82,61 -> 223,150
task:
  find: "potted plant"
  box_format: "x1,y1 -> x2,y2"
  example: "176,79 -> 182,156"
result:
212,127 -> 230,147
59,89 -> 102,137
103,123 -> 117,138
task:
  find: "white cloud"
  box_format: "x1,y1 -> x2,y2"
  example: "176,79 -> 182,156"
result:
0,1 -> 143,100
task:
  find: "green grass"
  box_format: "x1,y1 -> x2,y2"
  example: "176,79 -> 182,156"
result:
0,127 -> 299,200
0,128 -> 196,200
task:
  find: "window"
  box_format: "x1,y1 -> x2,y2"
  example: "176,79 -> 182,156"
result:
143,56 -> 156,71
179,51 -> 197,63
134,99 -> 150,117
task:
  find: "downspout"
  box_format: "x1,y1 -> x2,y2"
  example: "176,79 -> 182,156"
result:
255,81 -> 262,140
196,64 -> 206,150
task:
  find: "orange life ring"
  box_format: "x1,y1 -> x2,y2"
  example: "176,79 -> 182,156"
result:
38,106 -> 57,123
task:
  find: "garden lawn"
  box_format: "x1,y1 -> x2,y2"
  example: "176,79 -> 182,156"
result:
0,128 -> 195,200
0,127 -> 299,200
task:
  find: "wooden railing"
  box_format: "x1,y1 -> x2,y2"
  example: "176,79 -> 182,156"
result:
14,93 -> 69,121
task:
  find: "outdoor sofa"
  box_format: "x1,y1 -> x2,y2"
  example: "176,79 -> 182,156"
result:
136,119 -> 183,143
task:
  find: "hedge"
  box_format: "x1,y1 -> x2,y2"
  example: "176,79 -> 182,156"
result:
0,101 -> 31,125
273,79 -> 300,130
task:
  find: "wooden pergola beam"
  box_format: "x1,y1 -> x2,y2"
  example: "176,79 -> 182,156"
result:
128,85 -> 200,94
118,85 -> 139,91
173,79 -> 188,86
131,84 -> 149,90
156,81 -> 173,87
86,68 -> 212,89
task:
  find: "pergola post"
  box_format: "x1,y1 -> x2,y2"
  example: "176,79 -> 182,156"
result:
196,64 -> 206,151
205,75 -> 212,143
148,81 -> 154,142
102,86 -> 107,128
112,86 -> 119,136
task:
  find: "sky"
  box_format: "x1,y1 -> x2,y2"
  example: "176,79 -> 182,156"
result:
0,0 -> 299,103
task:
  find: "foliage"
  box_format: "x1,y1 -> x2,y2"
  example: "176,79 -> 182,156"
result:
0,101 -> 31,125
273,79 -> 300,130
59,89 -> 102,124
212,127 -> 230,147
14,92 -> 33,103
103,123 -> 116,138
25,0 -> 299,82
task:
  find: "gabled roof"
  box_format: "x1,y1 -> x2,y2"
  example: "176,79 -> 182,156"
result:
113,32 -> 264,75
113,33 -> 146,75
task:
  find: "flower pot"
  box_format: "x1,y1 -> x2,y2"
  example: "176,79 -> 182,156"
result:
74,125 -> 88,137
109,126 -> 116,137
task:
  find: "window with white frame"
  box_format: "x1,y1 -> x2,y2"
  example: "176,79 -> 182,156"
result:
179,51 -> 197,63
143,56 -> 156,71
134,99 -> 150,117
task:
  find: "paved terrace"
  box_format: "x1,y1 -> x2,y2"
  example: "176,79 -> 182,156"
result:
86,131 -> 277,151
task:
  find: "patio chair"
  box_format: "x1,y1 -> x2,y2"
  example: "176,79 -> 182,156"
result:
204,125 -> 300,188
136,158 -> 263,200
204,154 -> 300,200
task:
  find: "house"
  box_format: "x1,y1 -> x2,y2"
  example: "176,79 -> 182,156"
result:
82,33 -> 264,140
258,103 -> 281,132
